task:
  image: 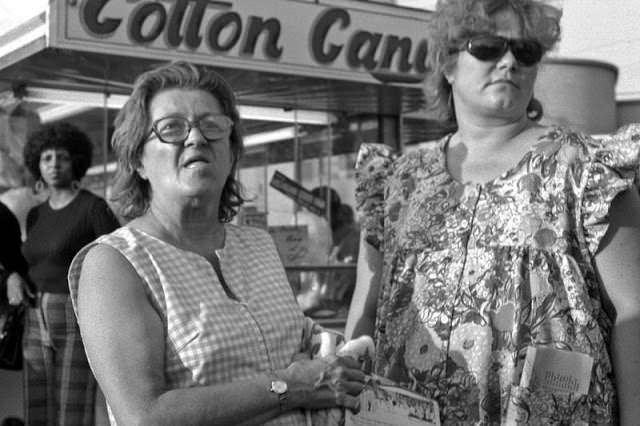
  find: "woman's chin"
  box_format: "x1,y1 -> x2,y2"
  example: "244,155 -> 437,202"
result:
482,100 -> 527,120
178,181 -> 221,202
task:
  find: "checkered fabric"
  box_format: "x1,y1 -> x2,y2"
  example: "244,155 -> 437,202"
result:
68,225 -> 307,426
23,293 -> 97,426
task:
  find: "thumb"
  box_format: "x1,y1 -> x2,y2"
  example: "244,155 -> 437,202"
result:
291,351 -> 311,362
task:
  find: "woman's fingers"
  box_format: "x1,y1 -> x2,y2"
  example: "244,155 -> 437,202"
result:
336,392 -> 361,413
315,382 -> 364,411
336,379 -> 367,396
313,360 -> 367,396
283,356 -> 368,410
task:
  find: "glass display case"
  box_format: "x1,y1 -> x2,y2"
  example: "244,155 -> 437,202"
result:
236,113 -> 373,328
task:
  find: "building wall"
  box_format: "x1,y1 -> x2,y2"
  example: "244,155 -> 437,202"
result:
617,101 -> 640,128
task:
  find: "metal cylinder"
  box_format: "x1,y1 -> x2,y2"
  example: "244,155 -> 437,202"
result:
535,58 -> 618,134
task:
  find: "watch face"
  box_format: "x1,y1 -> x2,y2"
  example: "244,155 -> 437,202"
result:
270,380 -> 288,394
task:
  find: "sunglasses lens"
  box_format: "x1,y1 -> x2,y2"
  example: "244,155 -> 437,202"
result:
466,36 -> 542,66
511,40 -> 543,66
467,36 -> 507,61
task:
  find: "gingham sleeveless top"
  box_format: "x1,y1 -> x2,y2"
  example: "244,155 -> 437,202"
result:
68,225 -> 307,426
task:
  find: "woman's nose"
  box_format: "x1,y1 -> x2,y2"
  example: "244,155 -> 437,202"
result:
49,155 -> 61,167
497,48 -> 518,70
184,126 -> 207,147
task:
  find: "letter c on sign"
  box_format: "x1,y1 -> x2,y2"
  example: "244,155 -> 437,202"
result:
82,0 -> 121,36
310,8 -> 350,64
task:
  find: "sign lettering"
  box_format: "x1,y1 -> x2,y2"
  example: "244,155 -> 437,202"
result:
58,0 -> 431,85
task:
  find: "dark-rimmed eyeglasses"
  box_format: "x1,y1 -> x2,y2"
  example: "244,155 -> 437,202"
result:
147,115 -> 234,145
451,35 -> 544,67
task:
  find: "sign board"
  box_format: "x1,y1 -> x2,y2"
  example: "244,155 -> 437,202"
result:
51,0 -> 431,85
237,205 -> 268,229
268,225 -> 308,266
269,170 -> 326,216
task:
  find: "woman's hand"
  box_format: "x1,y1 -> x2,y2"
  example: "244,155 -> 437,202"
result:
280,355 -> 366,412
6,272 -> 33,306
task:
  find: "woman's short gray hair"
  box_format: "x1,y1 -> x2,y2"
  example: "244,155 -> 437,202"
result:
110,61 -> 245,221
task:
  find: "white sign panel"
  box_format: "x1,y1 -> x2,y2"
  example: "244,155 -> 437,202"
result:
51,0 -> 430,85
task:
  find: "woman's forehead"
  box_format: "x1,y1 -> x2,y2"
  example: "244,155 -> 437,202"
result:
490,7 -> 523,37
148,88 -> 223,117
458,6 -> 523,40
41,147 -> 70,155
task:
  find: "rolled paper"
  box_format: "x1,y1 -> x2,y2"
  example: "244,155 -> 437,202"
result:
337,335 -> 375,359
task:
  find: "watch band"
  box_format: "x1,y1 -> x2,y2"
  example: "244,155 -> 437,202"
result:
268,375 -> 289,414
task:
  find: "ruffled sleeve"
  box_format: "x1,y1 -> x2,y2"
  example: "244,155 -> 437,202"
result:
580,123 -> 640,256
355,143 -> 396,251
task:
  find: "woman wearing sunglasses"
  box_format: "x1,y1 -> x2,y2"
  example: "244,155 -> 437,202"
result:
346,0 -> 640,424
67,61 -> 366,425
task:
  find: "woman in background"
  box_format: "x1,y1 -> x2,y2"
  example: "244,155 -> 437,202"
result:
346,0 -> 640,423
21,122 -> 120,425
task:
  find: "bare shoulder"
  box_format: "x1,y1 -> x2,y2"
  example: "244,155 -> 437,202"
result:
81,244 -> 138,284
77,243 -> 147,310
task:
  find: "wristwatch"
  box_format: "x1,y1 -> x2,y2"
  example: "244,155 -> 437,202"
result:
269,376 -> 289,414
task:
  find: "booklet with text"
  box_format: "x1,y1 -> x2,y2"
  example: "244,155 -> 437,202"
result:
345,377 -> 440,426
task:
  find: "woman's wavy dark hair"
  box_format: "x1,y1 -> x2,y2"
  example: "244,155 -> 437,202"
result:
425,0 -> 562,122
23,122 -> 93,182
110,61 -> 246,221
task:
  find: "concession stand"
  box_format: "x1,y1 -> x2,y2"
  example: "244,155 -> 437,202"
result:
0,0 -> 622,327
0,0 -> 620,333
0,0 -> 442,335
0,0 -> 623,419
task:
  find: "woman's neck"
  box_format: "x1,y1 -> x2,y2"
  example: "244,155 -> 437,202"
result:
447,115 -> 546,184
454,116 -> 534,154
139,200 -> 225,255
48,186 -> 79,210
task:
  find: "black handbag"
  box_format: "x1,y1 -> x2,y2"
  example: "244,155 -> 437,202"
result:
0,303 -> 25,370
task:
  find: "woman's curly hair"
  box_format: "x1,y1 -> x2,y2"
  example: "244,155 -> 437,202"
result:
424,0 -> 562,122
110,61 -> 246,221
23,122 -> 93,182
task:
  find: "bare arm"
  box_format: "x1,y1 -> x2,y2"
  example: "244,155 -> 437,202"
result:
77,244 -> 365,426
594,188 -> 640,426
344,233 -> 383,340
6,271 -> 34,305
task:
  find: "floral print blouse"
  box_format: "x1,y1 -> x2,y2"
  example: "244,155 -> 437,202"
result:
355,125 -> 640,425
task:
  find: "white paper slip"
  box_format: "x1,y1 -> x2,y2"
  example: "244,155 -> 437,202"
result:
345,383 -> 440,426
520,346 -> 594,395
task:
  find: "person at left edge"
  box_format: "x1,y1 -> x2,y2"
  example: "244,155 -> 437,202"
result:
20,122 -> 120,425
2,200 -> 31,306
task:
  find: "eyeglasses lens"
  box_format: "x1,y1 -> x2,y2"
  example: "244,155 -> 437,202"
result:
467,36 -> 542,66
199,116 -> 233,139
153,116 -> 233,144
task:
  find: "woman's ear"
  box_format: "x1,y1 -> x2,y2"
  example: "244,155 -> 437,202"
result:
443,67 -> 455,85
136,165 -> 148,181
443,57 -> 457,85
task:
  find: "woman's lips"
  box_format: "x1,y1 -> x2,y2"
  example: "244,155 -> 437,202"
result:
183,156 -> 210,168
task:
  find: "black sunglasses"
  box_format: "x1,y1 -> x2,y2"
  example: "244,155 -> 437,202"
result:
452,35 -> 544,67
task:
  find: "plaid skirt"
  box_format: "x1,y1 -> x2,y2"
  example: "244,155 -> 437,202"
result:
22,293 -> 96,426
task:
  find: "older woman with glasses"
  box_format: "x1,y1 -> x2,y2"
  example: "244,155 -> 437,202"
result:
346,0 -> 640,424
67,61 -> 366,426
